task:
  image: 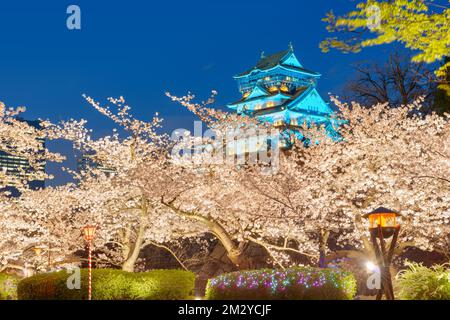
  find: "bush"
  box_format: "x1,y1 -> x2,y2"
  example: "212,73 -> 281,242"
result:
129,270 -> 195,300
0,273 -> 20,300
206,267 -> 356,300
396,263 -> 450,300
18,269 -> 195,300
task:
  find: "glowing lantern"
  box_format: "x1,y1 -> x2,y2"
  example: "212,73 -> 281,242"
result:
363,207 -> 401,300
33,246 -> 44,256
83,225 -> 97,242
363,207 -> 401,238
273,119 -> 284,127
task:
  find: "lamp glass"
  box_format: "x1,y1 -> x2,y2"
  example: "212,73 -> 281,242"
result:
83,225 -> 96,241
368,213 -> 398,229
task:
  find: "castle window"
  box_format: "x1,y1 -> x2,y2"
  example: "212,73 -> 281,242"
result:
280,84 -> 289,92
309,105 -> 318,112
273,119 -> 284,127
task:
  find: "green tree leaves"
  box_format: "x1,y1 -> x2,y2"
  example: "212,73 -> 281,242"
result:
321,0 -> 450,77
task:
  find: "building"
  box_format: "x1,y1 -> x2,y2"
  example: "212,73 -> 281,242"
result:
0,120 -> 45,195
227,43 -> 339,148
76,153 -> 115,177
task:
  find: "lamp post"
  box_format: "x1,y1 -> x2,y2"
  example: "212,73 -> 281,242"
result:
83,225 -> 97,301
363,207 -> 401,300
33,245 -> 52,271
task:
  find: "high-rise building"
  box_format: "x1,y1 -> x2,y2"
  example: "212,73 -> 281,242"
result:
0,120 -> 45,195
76,153 -> 115,177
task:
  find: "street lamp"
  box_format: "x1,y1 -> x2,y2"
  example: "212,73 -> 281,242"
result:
32,246 -> 44,256
365,261 -> 378,273
363,207 -> 401,300
32,245 -> 52,271
83,225 -> 97,301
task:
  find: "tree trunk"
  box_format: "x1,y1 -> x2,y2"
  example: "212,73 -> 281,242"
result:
120,226 -> 131,262
318,229 -> 330,268
227,248 -> 252,269
161,200 -> 252,269
122,196 -> 148,272
121,225 -> 145,272
207,221 -> 252,269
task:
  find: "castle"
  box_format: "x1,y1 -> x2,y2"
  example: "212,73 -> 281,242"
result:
227,44 -> 339,148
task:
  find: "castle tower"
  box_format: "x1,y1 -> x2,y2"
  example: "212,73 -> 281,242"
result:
227,44 -> 338,143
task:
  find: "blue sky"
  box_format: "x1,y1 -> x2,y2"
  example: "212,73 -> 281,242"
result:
0,0 -> 398,184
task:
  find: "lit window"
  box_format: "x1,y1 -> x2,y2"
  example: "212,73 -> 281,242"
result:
273,119 -> 284,127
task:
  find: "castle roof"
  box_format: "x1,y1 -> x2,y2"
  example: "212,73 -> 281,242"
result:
235,49 -> 319,78
250,87 -> 313,116
227,86 -> 294,107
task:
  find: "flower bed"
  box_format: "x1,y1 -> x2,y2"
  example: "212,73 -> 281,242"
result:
206,267 -> 356,300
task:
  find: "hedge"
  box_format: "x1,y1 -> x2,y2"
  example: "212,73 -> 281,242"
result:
0,273 -> 20,300
18,269 -> 195,300
396,263 -> 450,300
206,267 -> 356,300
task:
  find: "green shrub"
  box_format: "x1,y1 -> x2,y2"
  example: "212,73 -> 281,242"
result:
129,270 -> 196,300
0,273 -> 20,300
396,262 -> 450,300
206,267 -> 356,300
18,269 -> 195,300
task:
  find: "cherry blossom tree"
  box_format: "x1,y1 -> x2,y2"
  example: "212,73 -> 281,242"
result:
160,92 -> 324,269
0,100 -> 63,274
46,96 -> 199,272
3,91 -> 447,277
165,91 -> 450,268
247,97 -> 450,266
301,98 -> 450,260
0,100 -> 63,192
0,185 -> 85,274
